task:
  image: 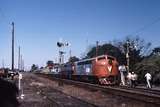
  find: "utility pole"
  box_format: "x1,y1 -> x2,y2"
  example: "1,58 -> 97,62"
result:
2,59 -> 4,68
96,41 -> 99,56
11,22 -> 14,71
69,49 -> 72,58
126,41 -> 130,73
20,55 -> 23,71
18,46 -> 21,71
22,59 -> 24,71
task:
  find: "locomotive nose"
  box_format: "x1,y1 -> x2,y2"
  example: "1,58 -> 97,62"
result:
107,65 -> 112,73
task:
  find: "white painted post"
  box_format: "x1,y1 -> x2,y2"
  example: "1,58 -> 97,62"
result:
18,73 -> 25,99
18,73 -> 22,90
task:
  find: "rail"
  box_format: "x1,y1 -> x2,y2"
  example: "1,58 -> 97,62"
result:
36,73 -> 160,105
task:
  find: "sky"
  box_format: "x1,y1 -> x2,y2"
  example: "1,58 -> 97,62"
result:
0,0 -> 160,70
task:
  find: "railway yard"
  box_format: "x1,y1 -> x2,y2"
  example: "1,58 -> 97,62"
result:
1,1 -> 160,107
18,73 -> 96,107
10,72 -> 159,107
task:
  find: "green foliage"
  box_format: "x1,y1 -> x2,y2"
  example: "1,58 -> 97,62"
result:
46,60 -> 54,69
87,43 -> 126,64
134,55 -> 160,84
47,60 -> 54,65
113,36 -> 151,71
68,56 -> 79,63
150,47 -> 160,56
31,64 -> 38,72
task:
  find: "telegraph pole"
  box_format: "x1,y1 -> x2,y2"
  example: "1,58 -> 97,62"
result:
2,59 -> 4,68
12,22 -> 14,71
22,59 -> 24,71
96,41 -> 99,56
69,49 -> 72,58
21,59 -> 24,71
126,41 -> 130,73
20,55 -> 23,71
18,46 -> 21,71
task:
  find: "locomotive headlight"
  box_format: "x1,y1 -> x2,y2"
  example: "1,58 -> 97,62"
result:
99,62 -> 106,65
100,62 -> 106,65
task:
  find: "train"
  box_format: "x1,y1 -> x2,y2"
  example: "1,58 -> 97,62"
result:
51,55 -> 119,85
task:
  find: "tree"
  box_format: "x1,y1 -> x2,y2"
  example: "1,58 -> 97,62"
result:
68,56 -> 79,63
150,47 -> 160,56
135,55 -> 160,84
113,36 -> 152,71
31,64 -> 38,72
86,43 -> 125,64
40,67 -> 44,69
46,60 -> 54,69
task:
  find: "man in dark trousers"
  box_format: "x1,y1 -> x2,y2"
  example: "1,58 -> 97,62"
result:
0,78 -> 19,107
119,64 -> 127,86
131,72 -> 138,88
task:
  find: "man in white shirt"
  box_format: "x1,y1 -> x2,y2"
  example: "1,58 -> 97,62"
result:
127,72 -> 132,87
131,72 -> 138,88
119,65 -> 127,86
145,72 -> 152,88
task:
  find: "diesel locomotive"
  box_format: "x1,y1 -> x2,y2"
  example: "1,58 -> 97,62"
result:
55,55 -> 119,85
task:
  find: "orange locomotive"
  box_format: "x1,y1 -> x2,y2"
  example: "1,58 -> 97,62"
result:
72,55 -> 119,85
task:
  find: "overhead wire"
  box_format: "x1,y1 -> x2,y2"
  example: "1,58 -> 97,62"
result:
130,17 -> 160,36
0,7 -> 11,25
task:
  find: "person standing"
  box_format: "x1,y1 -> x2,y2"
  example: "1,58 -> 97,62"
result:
131,72 -> 138,88
127,72 -> 132,87
145,72 -> 152,88
119,65 -> 127,86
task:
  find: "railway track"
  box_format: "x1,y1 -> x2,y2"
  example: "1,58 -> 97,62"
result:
37,73 -> 160,95
118,86 -> 160,95
18,73 -> 98,107
38,88 -> 98,107
36,73 -> 160,105
32,73 -> 97,107
35,87 -> 64,107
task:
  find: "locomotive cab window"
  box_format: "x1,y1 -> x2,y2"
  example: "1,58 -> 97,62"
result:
107,56 -> 114,61
107,56 -> 114,65
108,59 -> 113,65
97,57 -> 106,60
77,60 -> 92,65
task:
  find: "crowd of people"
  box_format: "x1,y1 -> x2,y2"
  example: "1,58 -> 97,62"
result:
119,65 -> 152,88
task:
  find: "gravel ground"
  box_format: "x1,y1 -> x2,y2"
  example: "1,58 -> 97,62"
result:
18,73 -> 158,107
18,73 -> 96,107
